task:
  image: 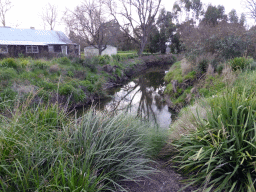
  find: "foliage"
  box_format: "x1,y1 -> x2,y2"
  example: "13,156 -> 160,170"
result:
172,89 -> 256,191
0,67 -> 17,80
0,99 -> 166,191
59,83 -> 74,95
58,57 -> 71,65
1,58 -> 18,69
229,57 -> 252,71
201,5 -> 227,26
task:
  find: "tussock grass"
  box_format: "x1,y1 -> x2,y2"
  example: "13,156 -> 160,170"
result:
0,96 -> 166,191
180,58 -> 193,75
170,99 -> 209,140
171,89 -> 256,191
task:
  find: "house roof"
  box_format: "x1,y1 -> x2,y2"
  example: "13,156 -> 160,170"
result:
0,27 -> 74,46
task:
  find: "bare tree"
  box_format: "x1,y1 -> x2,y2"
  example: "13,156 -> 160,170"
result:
244,0 -> 256,22
64,0 -> 116,55
0,0 -> 12,27
41,3 -> 58,30
108,0 -> 162,56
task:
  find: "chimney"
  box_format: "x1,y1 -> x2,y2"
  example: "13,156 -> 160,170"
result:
30,27 -> 35,30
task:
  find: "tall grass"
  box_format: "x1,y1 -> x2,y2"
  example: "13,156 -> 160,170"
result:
0,97 -> 165,191
171,89 -> 256,191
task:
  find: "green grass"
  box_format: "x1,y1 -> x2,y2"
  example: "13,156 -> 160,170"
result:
171,89 -> 256,191
0,97 -> 167,191
0,56 -> 135,108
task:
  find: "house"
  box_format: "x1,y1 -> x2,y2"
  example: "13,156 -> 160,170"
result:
84,45 -> 117,57
0,27 -> 80,58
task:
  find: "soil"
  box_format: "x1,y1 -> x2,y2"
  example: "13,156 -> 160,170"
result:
120,160 -> 196,192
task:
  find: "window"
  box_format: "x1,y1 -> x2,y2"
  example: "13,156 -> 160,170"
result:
0,45 -> 8,53
26,46 -> 39,53
53,45 -> 62,53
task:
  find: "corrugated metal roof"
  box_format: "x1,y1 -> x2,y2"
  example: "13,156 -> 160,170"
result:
0,28 -> 74,45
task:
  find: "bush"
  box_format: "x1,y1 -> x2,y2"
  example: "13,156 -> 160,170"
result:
172,89 -> 256,191
58,57 -> 71,65
0,68 -> 17,80
216,65 -> 224,74
229,57 -> 251,71
1,58 -> 18,69
33,60 -> 48,69
196,59 -> 208,73
59,84 -> 74,95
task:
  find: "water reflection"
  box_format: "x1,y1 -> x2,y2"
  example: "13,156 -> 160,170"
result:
103,70 -> 172,129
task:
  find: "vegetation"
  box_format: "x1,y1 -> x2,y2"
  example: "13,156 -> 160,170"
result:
0,95 -> 167,191
0,55 -> 152,110
166,58 -> 256,191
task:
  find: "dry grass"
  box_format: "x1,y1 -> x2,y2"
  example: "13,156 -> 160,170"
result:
169,99 -> 209,140
180,58 -> 193,75
49,64 -> 60,73
206,64 -> 214,76
222,64 -> 237,85
12,83 -> 36,95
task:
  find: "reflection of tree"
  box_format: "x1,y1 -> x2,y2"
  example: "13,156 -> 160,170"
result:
108,71 -> 166,125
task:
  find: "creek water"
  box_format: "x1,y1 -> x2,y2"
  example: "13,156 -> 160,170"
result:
93,65 -> 173,129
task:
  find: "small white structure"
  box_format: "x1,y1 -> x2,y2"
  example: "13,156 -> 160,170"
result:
84,45 -> 117,57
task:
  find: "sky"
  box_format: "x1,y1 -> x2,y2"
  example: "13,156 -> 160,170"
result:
4,0 -> 251,34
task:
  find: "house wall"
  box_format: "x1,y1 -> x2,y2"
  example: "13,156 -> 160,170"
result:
84,48 -> 99,57
84,46 -> 117,57
102,46 -> 117,56
0,44 -> 79,58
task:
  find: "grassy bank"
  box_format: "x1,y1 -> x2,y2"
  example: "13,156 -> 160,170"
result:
0,54 -> 174,112
164,56 -> 256,111
0,95 -> 167,191
167,57 -> 256,191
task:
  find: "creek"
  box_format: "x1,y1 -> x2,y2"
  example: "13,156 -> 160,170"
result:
92,64 -> 174,129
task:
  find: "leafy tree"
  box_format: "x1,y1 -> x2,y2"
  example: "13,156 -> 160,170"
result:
229,9 -> 239,23
173,0 -> 203,21
146,25 -> 160,53
157,8 -> 175,53
240,13 -> 246,26
201,5 -> 227,26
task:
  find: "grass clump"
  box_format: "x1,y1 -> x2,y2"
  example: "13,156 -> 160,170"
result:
229,57 -> 252,71
0,98 -> 164,191
171,89 -> 256,191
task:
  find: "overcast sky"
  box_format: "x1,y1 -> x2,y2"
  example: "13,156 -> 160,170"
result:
5,0 -> 250,33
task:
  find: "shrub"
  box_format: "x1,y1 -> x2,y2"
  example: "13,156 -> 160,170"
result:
1,58 -> 18,69
33,60 -> 48,69
20,59 -> 30,68
0,68 -> 17,80
83,58 -> 97,73
115,68 -> 122,78
112,54 -> 121,61
172,89 -> 256,191
98,55 -> 108,65
67,70 -> 74,78
216,65 -> 224,74
196,59 -> 208,73
58,57 -> 71,65
59,84 -> 74,95
73,89 -> 86,102
229,57 -> 251,71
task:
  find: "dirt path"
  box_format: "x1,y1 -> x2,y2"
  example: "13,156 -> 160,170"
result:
121,160 -> 196,192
